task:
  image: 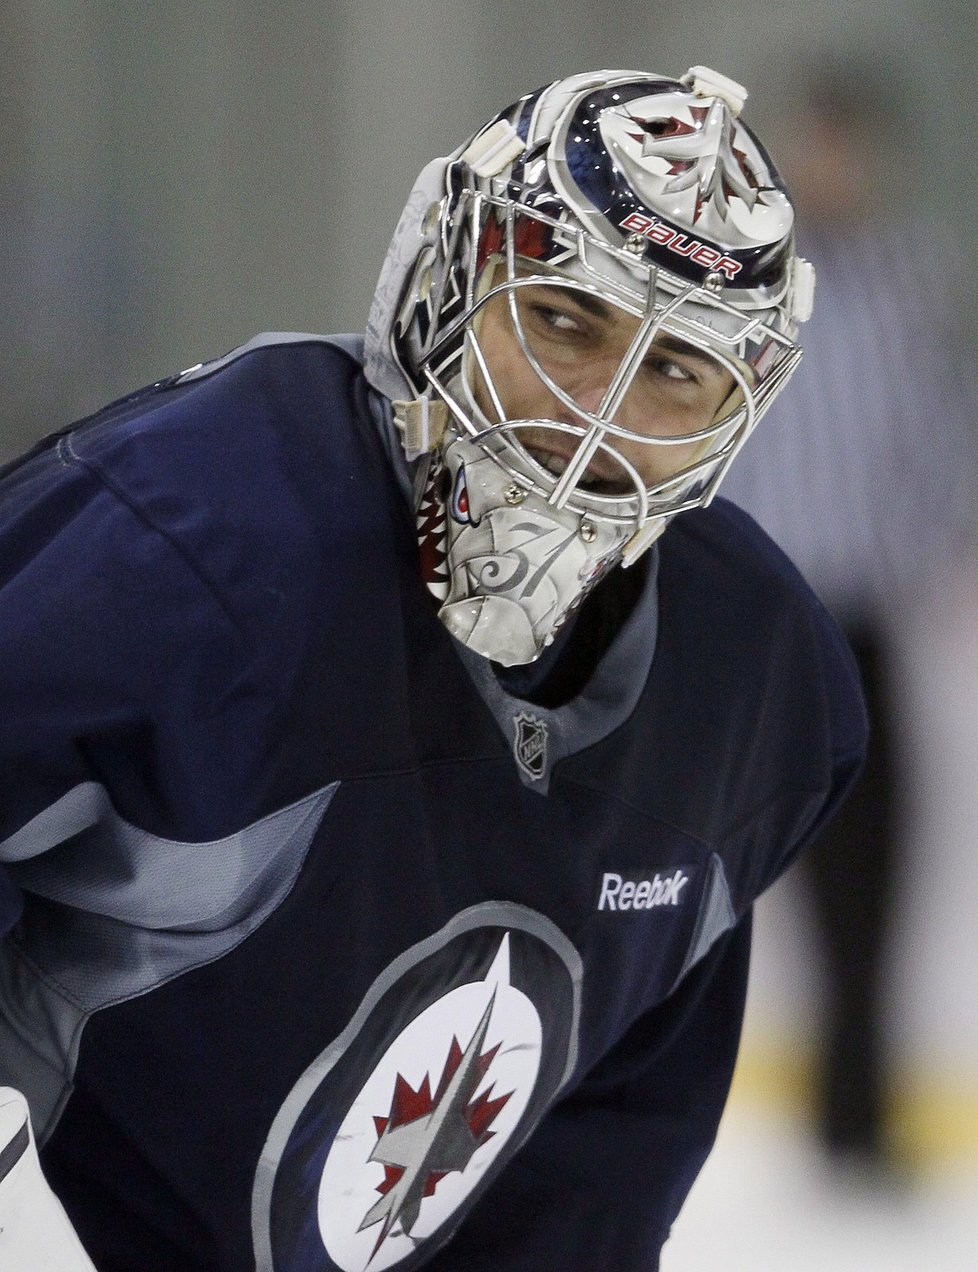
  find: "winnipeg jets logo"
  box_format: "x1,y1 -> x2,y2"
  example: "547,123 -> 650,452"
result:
599,91 -> 792,243
622,100 -> 765,224
254,908 -> 580,1272
313,934 -> 542,1271
358,991 -> 513,1259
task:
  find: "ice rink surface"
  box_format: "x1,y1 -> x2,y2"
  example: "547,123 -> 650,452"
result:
662,1096 -> 978,1272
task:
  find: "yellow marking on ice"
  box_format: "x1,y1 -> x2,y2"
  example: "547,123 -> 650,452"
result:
729,1039 -> 978,1173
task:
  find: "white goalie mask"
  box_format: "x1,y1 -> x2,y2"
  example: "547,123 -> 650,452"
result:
365,66 -> 815,664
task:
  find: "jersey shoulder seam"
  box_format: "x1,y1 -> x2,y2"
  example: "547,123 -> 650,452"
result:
57,432 -> 254,651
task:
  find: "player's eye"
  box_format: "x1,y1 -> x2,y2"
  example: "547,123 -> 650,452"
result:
528,302 -> 585,334
645,354 -> 699,384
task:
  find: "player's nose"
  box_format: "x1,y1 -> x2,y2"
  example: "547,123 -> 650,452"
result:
554,361 -> 651,430
554,357 -> 620,419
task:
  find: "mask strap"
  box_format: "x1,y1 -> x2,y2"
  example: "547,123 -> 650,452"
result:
392,398 -> 450,460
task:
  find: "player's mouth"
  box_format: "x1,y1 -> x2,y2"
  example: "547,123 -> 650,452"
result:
523,443 -> 632,496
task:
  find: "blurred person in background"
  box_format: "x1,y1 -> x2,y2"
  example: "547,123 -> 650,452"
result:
722,55 -> 977,1179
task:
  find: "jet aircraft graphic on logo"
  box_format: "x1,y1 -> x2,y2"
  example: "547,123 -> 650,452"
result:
357,990 -> 513,1259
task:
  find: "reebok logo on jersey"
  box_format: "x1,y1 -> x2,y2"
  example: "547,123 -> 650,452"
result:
597,869 -> 690,912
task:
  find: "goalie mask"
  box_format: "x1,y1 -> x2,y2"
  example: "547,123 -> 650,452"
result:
365,66 -> 814,665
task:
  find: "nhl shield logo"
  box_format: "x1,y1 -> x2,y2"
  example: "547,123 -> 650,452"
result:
512,712 -> 548,781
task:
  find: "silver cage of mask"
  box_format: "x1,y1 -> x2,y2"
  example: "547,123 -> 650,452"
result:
407,187 -> 803,530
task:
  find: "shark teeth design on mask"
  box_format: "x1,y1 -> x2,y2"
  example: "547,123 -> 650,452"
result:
417,461 -> 451,601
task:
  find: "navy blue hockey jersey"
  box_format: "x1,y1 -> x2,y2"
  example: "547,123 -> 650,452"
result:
0,337 -> 865,1271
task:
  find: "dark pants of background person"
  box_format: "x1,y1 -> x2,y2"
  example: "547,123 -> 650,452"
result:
802,623 -> 898,1164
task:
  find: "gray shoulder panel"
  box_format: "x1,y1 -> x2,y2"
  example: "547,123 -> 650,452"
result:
0,781 -> 339,1142
675,852 -> 737,985
0,784 -> 109,862
10,783 -> 338,931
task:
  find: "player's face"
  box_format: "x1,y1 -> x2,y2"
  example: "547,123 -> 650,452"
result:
471,278 -> 737,493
